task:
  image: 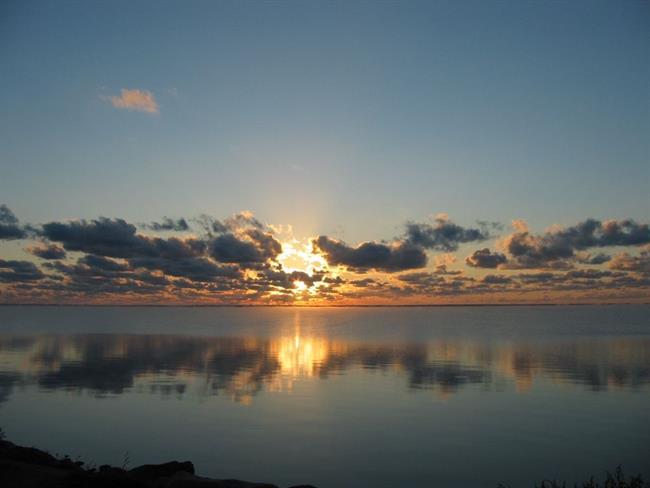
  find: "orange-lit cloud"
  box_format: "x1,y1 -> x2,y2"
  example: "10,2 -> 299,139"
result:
1,204 -> 649,305
105,88 -> 159,114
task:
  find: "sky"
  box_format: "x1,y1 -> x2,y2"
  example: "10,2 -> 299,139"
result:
0,0 -> 649,304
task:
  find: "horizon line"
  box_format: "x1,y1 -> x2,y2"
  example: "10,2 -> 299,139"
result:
1,302 -> 648,308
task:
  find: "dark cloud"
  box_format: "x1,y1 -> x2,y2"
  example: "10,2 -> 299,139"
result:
576,253 -> 611,265
209,231 -> 282,264
44,256 -> 130,279
597,220 -> 650,247
129,257 -> 242,282
502,219 -> 650,269
312,236 -> 427,272
142,217 -> 190,232
27,244 -> 66,260
255,268 -> 318,290
0,205 -> 28,239
41,218 -> 155,258
311,215 -> 486,272
405,215 -> 490,251
465,248 -> 507,268
38,218 -> 261,278
481,275 -> 512,284
41,218 -> 206,260
81,254 -> 130,272
0,259 -> 45,283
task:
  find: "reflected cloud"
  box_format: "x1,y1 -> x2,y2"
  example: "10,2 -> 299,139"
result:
0,332 -> 648,405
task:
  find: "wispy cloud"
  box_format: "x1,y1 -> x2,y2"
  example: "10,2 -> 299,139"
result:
105,88 -> 159,114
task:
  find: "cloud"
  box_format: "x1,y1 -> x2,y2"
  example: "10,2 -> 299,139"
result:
142,217 -> 190,232
311,215 -> 488,272
608,247 -> 650,275
26,244 -> 66,260
210,230 -> 282,264
500,218 -> 650,269
2,209 -> 650,304
405,215 -> 490,251
312,236 -> 427,272
0,205 -> 28,240
129,257 -> 242,282
465,248 -> 507,268
38,215 -> 275,285
40,218 -> 205,259
481,275 -> 512,284
576,252 -> 611,265
106,89 -> 159,114
194,211 -> 266,237
0,260 -> 45,283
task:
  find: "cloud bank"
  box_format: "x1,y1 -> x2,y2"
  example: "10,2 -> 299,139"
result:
1,204 -> 648,304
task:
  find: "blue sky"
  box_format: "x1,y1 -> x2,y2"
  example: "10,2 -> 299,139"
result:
1,0 -> 648,243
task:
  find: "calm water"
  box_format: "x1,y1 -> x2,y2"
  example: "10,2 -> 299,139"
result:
0,306 -> 649,487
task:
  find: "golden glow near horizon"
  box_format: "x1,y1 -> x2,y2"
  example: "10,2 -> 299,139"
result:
276,239 -> 333,299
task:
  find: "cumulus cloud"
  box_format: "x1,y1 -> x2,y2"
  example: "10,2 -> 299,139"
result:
310,215 -> 489,272
210,231 -> 282,264
312,236 -> 427,272
465,248 -> 507,268
40,218 -> 207,260
0,205 -> 28,240
129,257 -> 241,282
500,218 -> 650,269
27,244 -> 66,260
0,260 -> 45,283
106,89 -> 159,114
206,214 -> 282,265
43,218 -> 166,258
404,215 -> 490,251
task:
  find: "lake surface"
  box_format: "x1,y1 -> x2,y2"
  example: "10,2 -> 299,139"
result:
0,305 -> 649,487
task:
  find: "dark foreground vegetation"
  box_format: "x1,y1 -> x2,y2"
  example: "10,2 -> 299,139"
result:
499,467 -> 648,488
0,431 -> 646,488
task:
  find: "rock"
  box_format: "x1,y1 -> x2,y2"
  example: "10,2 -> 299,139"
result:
0,437 -> 310,488
164,474 -> 279,488
130,460 -> 196,480
98,464 -> 128,476
0,440 -> 61,468
0,459 -> 70,488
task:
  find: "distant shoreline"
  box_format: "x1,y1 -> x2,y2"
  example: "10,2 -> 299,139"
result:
0,302 -> 648,307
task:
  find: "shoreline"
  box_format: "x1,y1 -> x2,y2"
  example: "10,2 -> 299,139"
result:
0,437 -> 316,488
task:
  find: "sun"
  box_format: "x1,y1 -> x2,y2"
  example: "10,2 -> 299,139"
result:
277,239 -> 328,276
293,280 -> 308,292
276,239 -> 331,297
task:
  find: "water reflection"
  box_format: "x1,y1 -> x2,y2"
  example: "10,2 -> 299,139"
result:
0,332 -> 649,405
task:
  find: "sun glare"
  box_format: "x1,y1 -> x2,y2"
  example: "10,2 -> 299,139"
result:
275,239 -> 331,298
277,240 -> 327,274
